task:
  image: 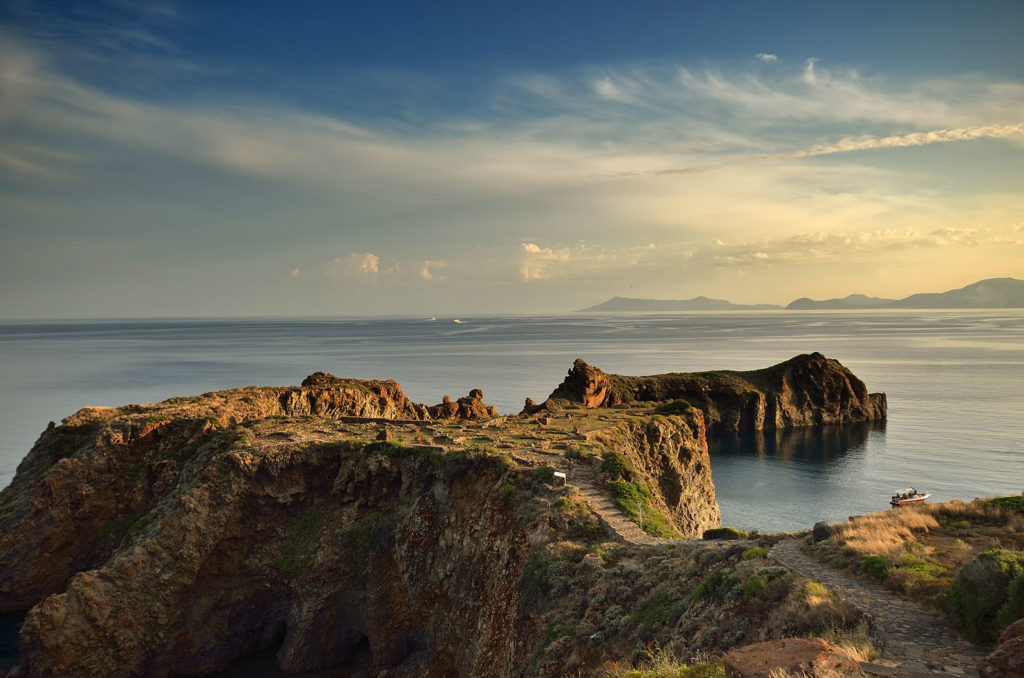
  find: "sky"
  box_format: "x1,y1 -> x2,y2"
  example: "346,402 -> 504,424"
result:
1,1 -> 1023,318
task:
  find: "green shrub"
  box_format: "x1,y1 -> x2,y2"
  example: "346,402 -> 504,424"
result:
517,552 -> 554,610
861,555 -> 889,582
564,445 -> 586,460
997,570 -> 1024,628
630,590 -> 683,629
600,450 -> 634,481
990,494 -> 1024,515
949,550 -> 1024,644
656,399 -> 693,415
744,575 -> 766,599
702,526 -> 748,540
498,483 -> 517,502
692,571 -> 733,603
532,466 -> 556,484
742,547 -> 769,561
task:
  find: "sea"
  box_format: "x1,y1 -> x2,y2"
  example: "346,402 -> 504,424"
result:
1,311 -> 1022,534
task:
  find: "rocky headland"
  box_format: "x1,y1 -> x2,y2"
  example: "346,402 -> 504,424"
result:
531,352 -> 886,434
0,354 -> 920,677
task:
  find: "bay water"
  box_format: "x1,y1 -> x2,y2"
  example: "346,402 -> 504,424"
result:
1,311 -> 1022,533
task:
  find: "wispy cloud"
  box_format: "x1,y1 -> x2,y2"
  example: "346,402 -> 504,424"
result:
655,122 -> 1024,175
756,53 -> 778,63
2,22 -> 1023,315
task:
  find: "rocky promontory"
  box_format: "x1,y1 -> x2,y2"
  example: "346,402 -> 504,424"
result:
533,352 -> 886,434
0,355 -> 887,677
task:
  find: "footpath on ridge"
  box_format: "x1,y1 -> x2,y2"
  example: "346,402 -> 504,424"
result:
512,448 -> 667,546
512,448 -> 990,676
770,538 -> 987,678
569,463 -> 668,547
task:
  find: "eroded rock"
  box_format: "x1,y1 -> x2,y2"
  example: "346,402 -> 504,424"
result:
724,638 -> 865,677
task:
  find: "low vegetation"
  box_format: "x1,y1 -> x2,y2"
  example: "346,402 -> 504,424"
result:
809,494 -> 1024,643
521,538 -> 872,676
608,480 -> 680,539
702,527 -> 748,540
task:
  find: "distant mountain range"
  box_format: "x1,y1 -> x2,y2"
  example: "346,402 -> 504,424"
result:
580,296 -> 783,312
579,277 -> 1024,312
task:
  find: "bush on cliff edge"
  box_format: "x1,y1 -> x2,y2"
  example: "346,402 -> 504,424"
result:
948,549 -> 1024,644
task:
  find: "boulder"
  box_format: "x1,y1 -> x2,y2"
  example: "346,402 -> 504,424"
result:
813,521 -> 833,542
980,618 -> 1024,678
724,638 -> 865,677
428,390 -> 498,421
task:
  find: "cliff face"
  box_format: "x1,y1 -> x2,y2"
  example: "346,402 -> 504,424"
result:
590,410 -> 720,538
0,378 -> 432,615
0,356 -> 873,677
541,352 -> 886,434
0,379 -> 535,677
15,447 -> 527,677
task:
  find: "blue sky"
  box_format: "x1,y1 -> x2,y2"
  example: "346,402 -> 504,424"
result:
2,1 -> 1023,317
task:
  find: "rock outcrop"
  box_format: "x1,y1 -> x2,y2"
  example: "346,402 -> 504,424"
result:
590,407 -> 720,538
427,389 -> 498,420
0,357 -> 882,677
0,376 -> 431,615
981,618 -> 1024,678
723,638 -> 864,677
539,353 -> 886,434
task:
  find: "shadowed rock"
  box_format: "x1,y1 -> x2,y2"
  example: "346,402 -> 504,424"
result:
536,353 -> 886,434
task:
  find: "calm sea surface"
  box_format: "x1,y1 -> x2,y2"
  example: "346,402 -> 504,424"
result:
1,311 -> 1022,533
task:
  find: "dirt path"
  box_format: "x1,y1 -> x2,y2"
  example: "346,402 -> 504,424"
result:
770,538 -> 987,677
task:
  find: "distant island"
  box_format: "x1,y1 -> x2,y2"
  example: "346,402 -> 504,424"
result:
580,277 -> 1024,312
580,296 -> 784,312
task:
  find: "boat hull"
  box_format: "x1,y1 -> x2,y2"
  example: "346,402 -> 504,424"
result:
891,494 -> 931,507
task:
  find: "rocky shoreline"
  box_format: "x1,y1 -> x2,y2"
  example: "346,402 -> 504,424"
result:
0,353 -> 908,677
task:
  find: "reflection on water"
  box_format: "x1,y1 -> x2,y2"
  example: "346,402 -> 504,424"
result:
0,611 -> 25,671
710,421 -> 883,466
708,422 -> 888,532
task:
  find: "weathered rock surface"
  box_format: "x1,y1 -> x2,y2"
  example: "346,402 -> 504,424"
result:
980,618 -> 1024,678
590,407 -> 720,537
0,377 -> 429,615
540,353 -> 886,434
0,357 -> 884,677
0,380 -> 532,677
428,388 -> 498,420
724,638 -> 865,677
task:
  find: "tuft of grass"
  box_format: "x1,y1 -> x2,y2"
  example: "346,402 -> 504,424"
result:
604,652 -> 724,678
799,581 -> 831,604
741,546 -> 769,561
830,508 -> 938,557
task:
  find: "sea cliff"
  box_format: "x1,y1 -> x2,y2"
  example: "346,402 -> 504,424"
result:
535,352 -> 886,434
0,355 -> 886,677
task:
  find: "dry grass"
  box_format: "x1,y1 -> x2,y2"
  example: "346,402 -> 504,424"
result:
926,498 -> 1024,531
812,496 -> 1024,617
831,507 -> 938,558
